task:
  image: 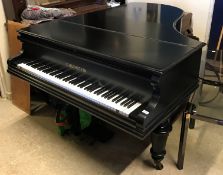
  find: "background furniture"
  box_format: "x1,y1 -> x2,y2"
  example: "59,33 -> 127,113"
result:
0,53 -> 7,98
7,21 -> 30,113
177,46 -> 223,169
2,0 -> 109,21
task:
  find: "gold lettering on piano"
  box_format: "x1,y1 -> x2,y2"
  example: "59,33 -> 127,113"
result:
65,63 -> 87,73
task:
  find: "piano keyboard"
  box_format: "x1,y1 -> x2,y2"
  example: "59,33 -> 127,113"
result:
17,59 -> 142,117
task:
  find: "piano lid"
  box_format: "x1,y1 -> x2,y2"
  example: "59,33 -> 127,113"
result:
19,3 -> 204,74
62,3 -> 199,47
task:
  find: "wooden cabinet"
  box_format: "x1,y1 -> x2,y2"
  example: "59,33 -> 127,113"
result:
11,75 -> 30,113
7,21 -> 31,114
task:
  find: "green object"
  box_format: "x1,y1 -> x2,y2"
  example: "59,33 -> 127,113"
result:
55,106 -> 71,136
56,106 -> 92,136
79,109 -> 92,130
56,109 -> 67,136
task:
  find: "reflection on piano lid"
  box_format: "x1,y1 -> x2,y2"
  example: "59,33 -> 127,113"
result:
8,3 -> 205,139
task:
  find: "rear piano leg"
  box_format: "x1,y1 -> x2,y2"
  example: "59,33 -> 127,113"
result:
150,120 -> 172,170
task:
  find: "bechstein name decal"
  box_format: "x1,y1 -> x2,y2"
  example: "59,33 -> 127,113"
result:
65,63 -> 87,73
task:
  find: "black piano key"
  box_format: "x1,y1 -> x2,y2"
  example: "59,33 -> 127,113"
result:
101,88 -> 113,97
89,86 -> 100,92
42,66 -> 59,73
106,92 -> 117,100
98,85 -> 112,95
36,64 -> 49,70
120,98 -> 131,106
73,80 -> 85,86
105,87 -> 121,99
82,83 -> 93,89
94,86 -> 107,95
103,90 -> 114,98
121,94 -> 136,105
55,70 -> 73,79
112,90 -> 127,102
100,86 -> 113,95
77,80 -> 91,88
125,94 -> 142,108
116,96 -> 126,104
30,60 -> 45,67
33,60 -> 49,67
62,75 -> 73,82
81,78 -> 95,85
98,89 -> 109,96
73,76 -> 88,84
49,68 -> 66,76
122,93 -> 139,106
123,99 -> 134,107
106,91 -> 119,100
84,82 -> 97,90
37,64 -> 49,72
47,65 -> 62,72
31,62 -> 45,68
56,69 -> 67,75
66,72 -> 81,81
87,83 -> 101,92
112,94 -> 122,102
103,88 -> 117,99
69,78 -> 79,85
49,70 -> 61,76
86,80 -> 104,91
64,74 -> 78,82
127,101 -> 137,108
93,82 -> 109,94
107,88 -> 123,102
38,64 -> 55,71
92,85 -> 104,92
56,73 -> 67,79
76,81 -> 85,87
26,59 -> 40,66
70,75 -> 87,85
92,83 -> 104,93
113,91 -> 131,103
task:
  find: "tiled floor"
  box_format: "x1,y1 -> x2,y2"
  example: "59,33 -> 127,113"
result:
0,98 -> 223,175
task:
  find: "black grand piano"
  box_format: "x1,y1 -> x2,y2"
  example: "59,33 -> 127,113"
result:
7,3 -> 204,170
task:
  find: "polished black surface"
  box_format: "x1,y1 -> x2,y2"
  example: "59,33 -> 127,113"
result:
63,3 -> 199,46
19,3 -> 203,74
8,2 -> 204,136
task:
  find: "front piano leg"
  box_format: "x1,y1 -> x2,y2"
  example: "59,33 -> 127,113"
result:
150,120 -> 172,170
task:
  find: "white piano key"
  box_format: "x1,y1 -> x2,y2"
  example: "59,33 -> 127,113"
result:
18,63 -> 142,117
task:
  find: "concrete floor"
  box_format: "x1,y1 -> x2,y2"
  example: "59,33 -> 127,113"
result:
0,98 -> 223,175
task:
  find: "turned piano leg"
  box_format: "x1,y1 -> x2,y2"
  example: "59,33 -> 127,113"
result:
150,120 -> 172,170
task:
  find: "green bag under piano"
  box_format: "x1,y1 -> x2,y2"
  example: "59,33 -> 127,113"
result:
55,105 -> 92,136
